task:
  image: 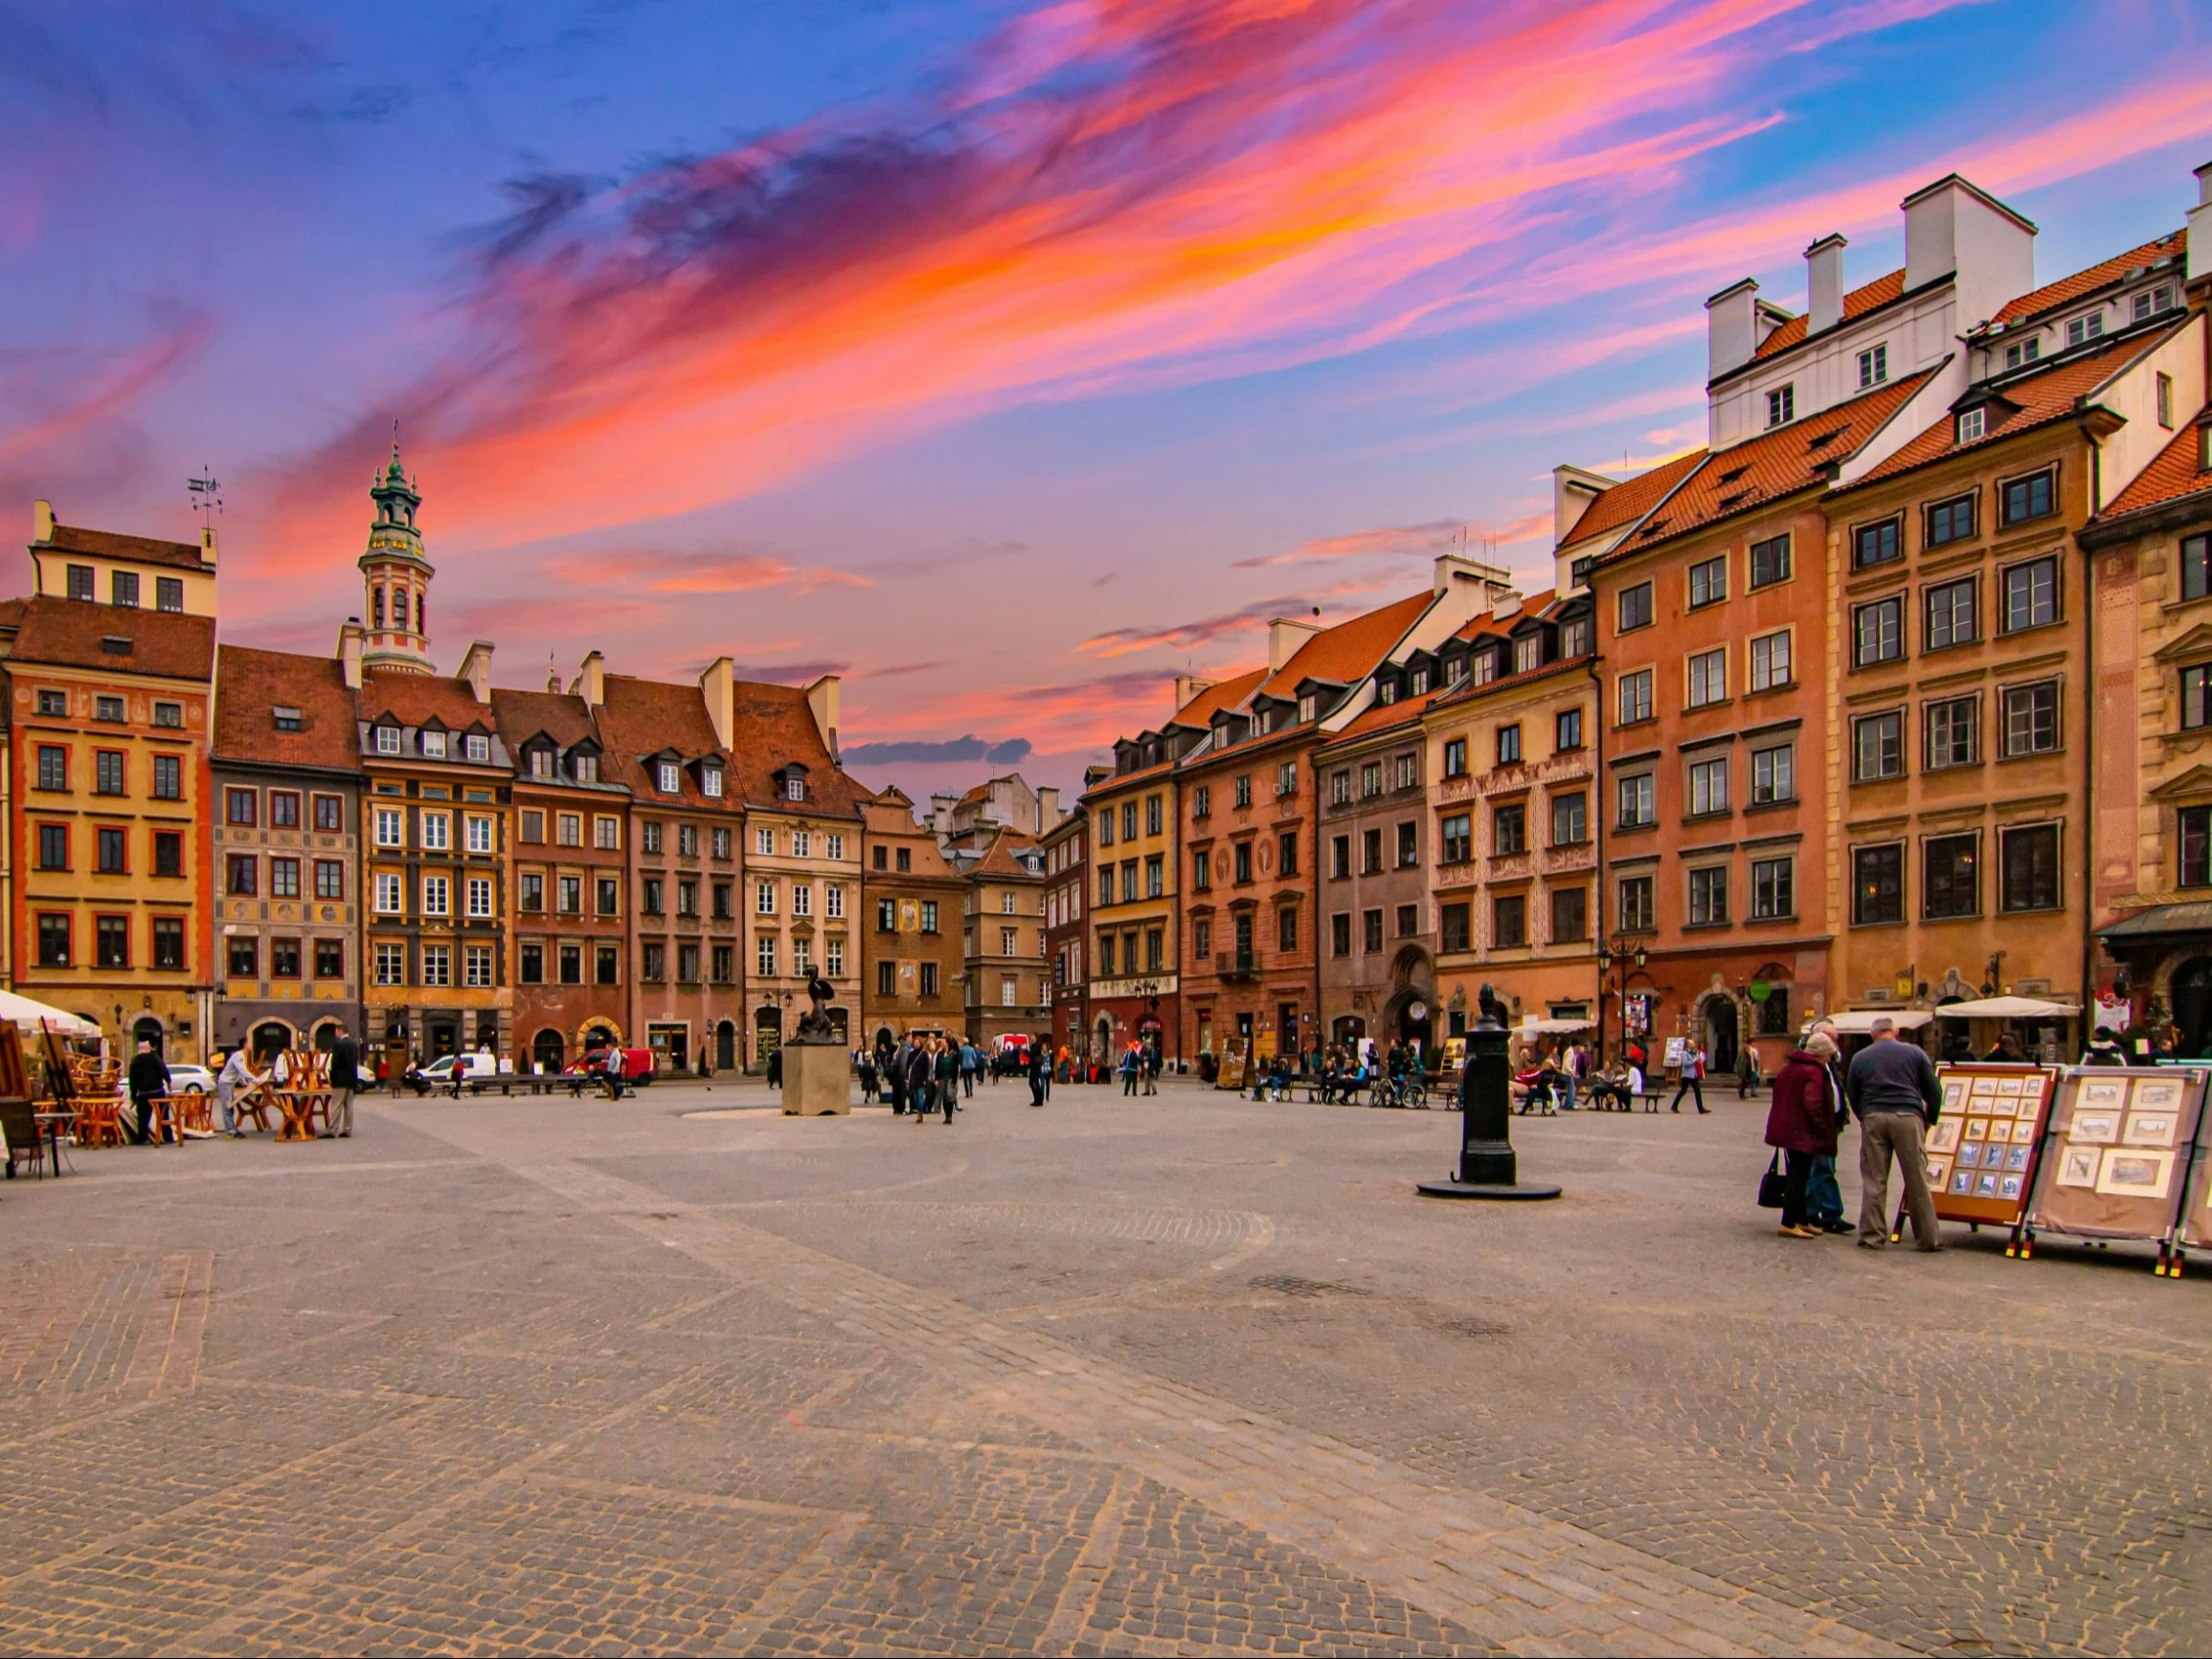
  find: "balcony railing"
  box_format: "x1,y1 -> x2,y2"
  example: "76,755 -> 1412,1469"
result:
1219,950 -> 1260,982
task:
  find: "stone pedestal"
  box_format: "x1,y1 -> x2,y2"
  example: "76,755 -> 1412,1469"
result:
780,1042 -> 851,1116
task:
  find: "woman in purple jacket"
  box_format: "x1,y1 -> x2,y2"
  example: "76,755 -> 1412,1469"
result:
1764,1033 -> 1840,1238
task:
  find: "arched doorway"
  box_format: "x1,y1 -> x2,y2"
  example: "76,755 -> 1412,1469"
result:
2174,957 -> 2212,1059
1700,995 -> 1739,1074
532,1029 -> 566,1074
1331,1014 -> 1366,1048
132,1016 -> 165,1057
426,1019 -> 460,1059
717,1020 -> 737,1070
1094,1014 -> 1114,1065
754,1005 -> 781,1067
251,1020 -> 294,1059
310,1020 -> 341,1052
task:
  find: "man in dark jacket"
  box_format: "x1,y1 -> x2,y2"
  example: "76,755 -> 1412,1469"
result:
127,1038 -> 171,1145
936,1040 -> 960,1123
1027,1037 -> 1050,1107
328,1023 -> 360,1136
904,1038 -> 935,1121
1846,1018 -> 1943,1251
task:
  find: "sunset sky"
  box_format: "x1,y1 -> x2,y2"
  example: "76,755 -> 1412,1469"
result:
6,0 -> 2208,799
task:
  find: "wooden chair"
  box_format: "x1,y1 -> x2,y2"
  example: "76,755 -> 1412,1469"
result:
74,1096 -> 125,1150
172,1093 -> 214,1134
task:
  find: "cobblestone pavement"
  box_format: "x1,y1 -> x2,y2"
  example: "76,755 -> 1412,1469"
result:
4,1077 -> 2209,1654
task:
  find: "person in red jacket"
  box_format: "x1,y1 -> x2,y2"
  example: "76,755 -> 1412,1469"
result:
1764,1033 -> 1841,1238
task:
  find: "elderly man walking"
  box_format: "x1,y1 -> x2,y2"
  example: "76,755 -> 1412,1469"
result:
327,1023 -> 360,1136
1847,1016 -> 1944,1251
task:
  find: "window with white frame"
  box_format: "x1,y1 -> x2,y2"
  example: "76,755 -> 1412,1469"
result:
465,733 -> 490,764
374,942 -> 405,985
1688,755 -> 1728,817
421,875 -> 449,915
825,884 -> 845,918
2065,310 -> 2105,347
2135,283 -> 2175,323
374,726 -> 401,755
702,766 -> 723,797
793,830 -> 811,858
1749,631 -> 1790,691
784,776 -> 804,801
421,813 -> 449,851
1857,344 -> 1887,388
464,944 -> 494,987
1767,384 -> 1794,427
1687,648 -> 1727,708
466,876 -> 493,918
825,939 -> 843,977
658,761 -> 680,794
825,834 -> 844,861
375,807 -> 403,847
756,880 -> 777,914
756,827 -> 774,856
757,934 -> 777,977
373,872 -> 403,913
792,884 -> 812,917
1956,408 -> 1986,443
466,815 -> 493,853
421,730 -> 447,759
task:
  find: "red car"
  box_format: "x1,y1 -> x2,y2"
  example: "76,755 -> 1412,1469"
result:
566,1046 -> 656,1086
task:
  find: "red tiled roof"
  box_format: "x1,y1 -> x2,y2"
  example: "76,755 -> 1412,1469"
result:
1853,328 -> 2175,489
10,595 -> 215,680
729,679 -> 866,818
1558,452 -> 1705,550
594,673 -> 732,809
969,828 -> 1043,882
359,666 -> 498,733
489,685 -> 599,752
1166,667 -> 1265,729
38,522 -> 213,572
1324,685 -> 1444,746
213,646 -> 360,772
1454,588 -> 1557,642
2098,415 -> 2212,522
1259,590 -> 1433,701
1619,370 -> 1931,550
1990,231 -> 2186,326
1751,269 -> 1907,361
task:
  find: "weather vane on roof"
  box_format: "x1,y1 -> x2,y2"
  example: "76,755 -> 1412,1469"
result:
187,468 -> 223,532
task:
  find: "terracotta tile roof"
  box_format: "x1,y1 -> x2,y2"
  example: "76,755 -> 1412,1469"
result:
1558,452 -> 1706,550
1617,370 -> 1931,551
594,673 -> 731,808
213,646 -> 361,772
359,666 -> 498,733
1454,588 -> 1557,641
38,522 -> 213,572
729,679 -> 866,818
0,596 -> 28,632
1165,667 -> 1266,729
1751,268 -> 1907,361
1429,648 -> 1595,714
2098,416 -> 2212,522
956,781 -> 991,806
490,686 -> 599,752
1259,590 -> 1433,701
9,595 -> 214,680
1990,231 -> 2185,326
968,828 -> 1043,882
1324,685 -> 1444,746
1853,329 -> 2173,488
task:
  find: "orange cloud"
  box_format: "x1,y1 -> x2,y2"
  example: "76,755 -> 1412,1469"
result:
257,0 -> 1988,561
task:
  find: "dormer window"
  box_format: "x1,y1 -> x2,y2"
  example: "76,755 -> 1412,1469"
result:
273,706 -> 303,732
2004,337 -> 2042,370
1513,635 -> 1541,675
1562,618 -> 1591,658
1957,408 -> 1986,444
374,726 -> 401,755
702,765 -> 723,797
1297,693 -> 1316,723
530,749 -> 554,778
100,635 -> 133,657
1378,680 -> 1397,706
2134,284 -> 2175,324
575,753 -> 598,783
2065,311 -> 2105,347
1472,651 -> 1498,687
784,774 -> 804,802
659,762 -> 681,795
465,733 -> 489,764
421,729 -> 447,759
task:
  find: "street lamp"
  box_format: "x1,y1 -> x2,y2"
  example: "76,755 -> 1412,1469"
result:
1594,934 -> 1647,1065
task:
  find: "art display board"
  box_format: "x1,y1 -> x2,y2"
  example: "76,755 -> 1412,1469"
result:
1924,1065 -> 2058,1229
2033,1068 -> 2209,1245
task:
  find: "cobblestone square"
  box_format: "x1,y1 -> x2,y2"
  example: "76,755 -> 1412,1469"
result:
5,1077 -> 2209,1655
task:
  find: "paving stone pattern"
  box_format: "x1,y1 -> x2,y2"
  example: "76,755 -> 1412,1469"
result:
2,1078 -> 2208,1654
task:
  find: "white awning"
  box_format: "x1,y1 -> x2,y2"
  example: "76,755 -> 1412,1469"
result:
1516,1018 -> 1594,1034
1930,997 -> 2079,1020
1820,1009 -> 1935,1034
0,990 -> 101,1039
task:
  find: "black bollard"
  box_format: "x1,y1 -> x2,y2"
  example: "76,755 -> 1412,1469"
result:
1418,981 -> 1561,1200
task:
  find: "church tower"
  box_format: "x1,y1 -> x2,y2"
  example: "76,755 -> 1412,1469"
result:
358,439 -> 434,674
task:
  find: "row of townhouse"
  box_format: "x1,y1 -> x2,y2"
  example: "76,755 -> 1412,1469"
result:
1074,161 -> 2212,1075
0,454 -> 1059,1071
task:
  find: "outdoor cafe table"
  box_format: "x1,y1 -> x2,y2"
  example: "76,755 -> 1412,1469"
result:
275,1089 -> 331,1141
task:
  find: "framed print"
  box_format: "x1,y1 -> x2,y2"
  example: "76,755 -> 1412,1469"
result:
2095,1147 -> 2176,1199
2012,1118 -> 2041,1144
2004,1145 -> 2031,1173
1925,1157 -> 1952,1190
1928,1120 -> 1963,1155
2078,1077 -> 2127,1110
1957,1143 -> 1984,1170
1942,1080 -> 1968,1110
2122,1112 -> 2178,1149
1964,1117 -> 1990,1142
2071,1110 -> 2121,1145
2056,1145 -> 2100,1187
2131,1078 -> 2182,1113
1971,1078 -> 2000,1098
1998,1174 -> 2024,1201
1975,1172 -> 2000,1198
1998,1077 -> 2025,1096
1951,1169 -> 1975,1196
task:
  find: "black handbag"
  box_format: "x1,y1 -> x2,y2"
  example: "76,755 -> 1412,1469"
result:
1757,1152 -> 1787,1209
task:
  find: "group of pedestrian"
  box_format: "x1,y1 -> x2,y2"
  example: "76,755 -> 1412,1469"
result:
1763,1015 -> 1941,1247
124,1021 -> 360,1144
1117,1040 -> 1161,1095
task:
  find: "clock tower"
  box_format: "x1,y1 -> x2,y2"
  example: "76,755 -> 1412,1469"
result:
358,439 -> 434,674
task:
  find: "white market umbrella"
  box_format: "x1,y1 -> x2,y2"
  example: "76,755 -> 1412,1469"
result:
0,990 -> 100,1039
1930,997 -> 2079,1020
1820,1009 -> 1935,1034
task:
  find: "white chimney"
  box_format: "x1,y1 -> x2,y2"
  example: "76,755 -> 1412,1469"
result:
805,673 -> 840,756
1903,173 -> 2035,329
336,618 -> 365,691
1552,465 -> 1614,548
1706,279 -> 1760,380
458,640 -> 494,705
1171,674 -> 1214,716
33,499 -> 54,544
2190,161 -> 2212,287
1267,617 -> 1323,673
1431,551 -> 1511,598
698,655 -> 734,750
1805,234 -> 1846,334
576,649 -> 605,708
